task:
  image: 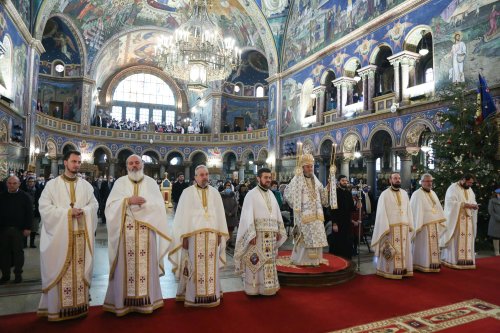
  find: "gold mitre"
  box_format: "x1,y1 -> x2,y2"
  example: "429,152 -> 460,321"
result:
300,153 -> 315,166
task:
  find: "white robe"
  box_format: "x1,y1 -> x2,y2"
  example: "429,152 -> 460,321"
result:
440,183 -> 477,269
410,188 -> 446,272
234,186 -> 287,295
103,175 -> 171,316
168,185 -> 228,307
284,174 -> 328,266
371,187 -> 413,279
37,176 -> 98,321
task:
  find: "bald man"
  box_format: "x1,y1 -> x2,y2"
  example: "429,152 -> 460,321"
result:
0,176 -> 33,284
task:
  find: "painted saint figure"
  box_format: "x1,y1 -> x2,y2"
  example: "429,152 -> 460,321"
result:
449,32 -> 466,83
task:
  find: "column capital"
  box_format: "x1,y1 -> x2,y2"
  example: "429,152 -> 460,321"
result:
357,65 -> 377,77
332,76 -> 357,88
387,50 -> 420,67
312,86 -> 327,94
108,158 -> 118,163
237,161 -> 246,168
361,151 -> 375,161
182,160 -> 192,167
393,148 -> 413,160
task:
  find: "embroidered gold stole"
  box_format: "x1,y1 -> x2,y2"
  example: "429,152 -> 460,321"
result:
387,224 -> 409,275
426,223 -> 441,269
456,205 -> 474,266
194,231 -> 218,303
60,178 -> 89,318
123,180 -> 151,306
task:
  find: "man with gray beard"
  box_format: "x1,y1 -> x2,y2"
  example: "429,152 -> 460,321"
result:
103,154 -> 171,316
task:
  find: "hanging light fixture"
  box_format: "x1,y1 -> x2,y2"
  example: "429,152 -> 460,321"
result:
419,30 -> 429,56
155,0 -> 241,92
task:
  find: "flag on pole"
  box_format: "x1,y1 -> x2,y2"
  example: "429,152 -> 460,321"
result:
475,74 -> 497,124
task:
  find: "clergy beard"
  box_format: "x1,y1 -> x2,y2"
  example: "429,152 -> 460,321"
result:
460,182 -> 470,190
391,183 -> 401,189
128,168 -> 144,182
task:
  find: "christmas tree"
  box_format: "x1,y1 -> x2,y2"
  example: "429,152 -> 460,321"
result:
426,83 -> 499,249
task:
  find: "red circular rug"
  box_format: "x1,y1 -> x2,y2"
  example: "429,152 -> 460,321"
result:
276,250 -> 350,274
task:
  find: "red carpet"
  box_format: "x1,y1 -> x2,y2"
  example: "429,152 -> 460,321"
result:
276,250 -> 349,273
2,257 -> 499,333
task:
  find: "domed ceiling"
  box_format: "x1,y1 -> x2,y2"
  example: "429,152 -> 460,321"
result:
34,0 -> 280,85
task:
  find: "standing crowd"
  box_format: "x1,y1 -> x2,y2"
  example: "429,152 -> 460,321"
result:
0,150 -> 498,322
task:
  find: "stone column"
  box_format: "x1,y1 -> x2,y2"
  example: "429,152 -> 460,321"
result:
313,86 -> 326,125
237,161 -> 245,184
364,153 -> 376,196
159,161 -> 166,178
388,51 -> 420,105
336,83 -> 342,114
340,157 -> 350,179
396,150 -> 413,192
332,77 -> 357,117
316,156 -> 326,185
358,65 -> 377,113
390,60 -> 401,103
183,161 -> 192,181
50,157 -> 59,177
345,82 -> 354,106
108,158 -> 117,178
81,77 -> 96,135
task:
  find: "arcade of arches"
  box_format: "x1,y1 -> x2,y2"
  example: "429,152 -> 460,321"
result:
0,1 -> 499,198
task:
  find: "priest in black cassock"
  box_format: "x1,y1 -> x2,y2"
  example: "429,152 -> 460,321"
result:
328,175 -> 356,260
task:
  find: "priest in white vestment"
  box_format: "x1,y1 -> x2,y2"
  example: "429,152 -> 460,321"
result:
37,151 -> 98,321
410,174 -> 446,272
371,173 -> 413,279
103,155 -> 171,316
169,165 -> 228,307
284,153 -> 328,266
234,168 -> 287,296
440,175 -> 478,269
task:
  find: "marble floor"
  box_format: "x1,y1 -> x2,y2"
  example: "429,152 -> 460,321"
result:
1,210 -> 493,317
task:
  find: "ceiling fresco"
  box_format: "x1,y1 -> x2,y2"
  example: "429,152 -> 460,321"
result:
34,0 -> 271,82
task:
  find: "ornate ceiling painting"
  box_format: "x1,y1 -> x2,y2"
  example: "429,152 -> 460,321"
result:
35,0 -> 274,83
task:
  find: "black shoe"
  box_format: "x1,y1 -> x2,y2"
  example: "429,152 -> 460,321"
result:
14,275 -> 22,283
0,276 -> 10,284
30,245 -> 37,248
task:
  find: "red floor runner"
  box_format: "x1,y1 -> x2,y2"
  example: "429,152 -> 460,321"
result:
2,257 -> 499,333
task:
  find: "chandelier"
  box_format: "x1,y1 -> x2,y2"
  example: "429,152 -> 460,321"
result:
155,0 -> 241,92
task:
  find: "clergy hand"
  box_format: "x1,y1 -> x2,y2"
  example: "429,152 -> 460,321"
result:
276,234 -> 282,242
464,203 -> 479,210
182,238 -> 189,250
332,224 -> 339,233
250,237 -> 256,245
71,208 -> 83,218
128,196 -> 146,206
22,229 -> 31,237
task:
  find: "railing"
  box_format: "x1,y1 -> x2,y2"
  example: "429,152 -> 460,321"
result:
373,92 -> 396,112
36,112 -> 267,143
323,110 -> 338,124
406,81 -> 435,100
343,101 -> 364,116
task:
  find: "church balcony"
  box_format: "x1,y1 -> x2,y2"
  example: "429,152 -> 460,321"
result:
36,112 -> 267,144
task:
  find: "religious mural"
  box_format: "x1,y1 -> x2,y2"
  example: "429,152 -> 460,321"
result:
255,0 -> 290,56
432,0 -> 500,87
37,78 -> 82,122
57,0 -> 265,72
227,50 -> 269,85
40,17 -> 82,76
11,0 -> 30,29
221,97 -> 268,131
282,0 -> 406,69
280,0 -> 500,134
0,5 -> 29,115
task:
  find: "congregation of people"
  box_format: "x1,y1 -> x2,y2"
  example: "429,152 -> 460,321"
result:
1,150 -> 499,322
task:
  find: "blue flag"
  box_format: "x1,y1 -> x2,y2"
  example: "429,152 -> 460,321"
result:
476,74 -> 497,124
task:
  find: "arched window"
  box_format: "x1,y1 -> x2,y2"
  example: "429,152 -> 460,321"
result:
425,68 -> 434,83
256,86 -> 264,97
375,158 -> 381,172
111,73 -> 177,124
